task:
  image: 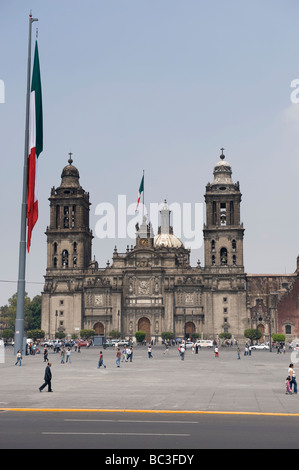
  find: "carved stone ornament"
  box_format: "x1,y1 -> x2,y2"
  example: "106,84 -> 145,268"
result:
185,293 -> 194,303
94,294 -> 103,305
138,280 -> 150,295
138,258 -> 149,268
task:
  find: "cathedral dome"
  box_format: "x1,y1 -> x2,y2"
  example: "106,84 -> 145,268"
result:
154,233 -> 184,248
60,153 -> 80,188
154,200 -> 184,248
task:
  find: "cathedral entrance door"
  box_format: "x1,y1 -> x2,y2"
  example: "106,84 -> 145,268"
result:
94,322 -> 104,336
185,321 -> 195,339
257,323 -> 265,342
138,317 -> 151,343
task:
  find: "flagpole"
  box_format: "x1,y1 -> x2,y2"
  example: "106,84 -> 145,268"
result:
142,169 -> 145,219
14,13 -> 38,355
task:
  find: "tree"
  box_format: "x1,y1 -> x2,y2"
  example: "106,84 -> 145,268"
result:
1,293 -> 30,330
109,330 -> 121,339
80,329 -> 95,339
27,295 -> 42,330
219,332 -> 232,340
135,331 -> 146,343
55,331 -> 65,339
272,334 -> 285,343
1,329 -> 14,340
161,331 -> 174,342
244,329 -> 262,343
0,292 -> 41,332
27,329 -> 45,341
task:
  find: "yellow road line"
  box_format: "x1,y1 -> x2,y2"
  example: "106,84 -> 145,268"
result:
1,408 -> 299,417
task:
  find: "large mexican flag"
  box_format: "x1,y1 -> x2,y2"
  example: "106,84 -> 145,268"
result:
135,174 -> 144,212
27,40 -> 43,252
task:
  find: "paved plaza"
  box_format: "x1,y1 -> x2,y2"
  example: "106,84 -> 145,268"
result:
1,344 -> 298,415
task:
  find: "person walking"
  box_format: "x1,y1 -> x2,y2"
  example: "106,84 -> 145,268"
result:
147,345 -> 153,359
125,345 -> 131,361
286,376 -> 292,394
66,347 -> 71,364
214,346 -> 219,358
126,346 -> 133,362
15,350 -> 22,366
60,347 -> 65,364
237,347 -> 241,359
39,362 -> 53,392
121,346 -> 127,362
163,343 -> 169,355
179,344 -> 185,360
116,348 -> 121,367
43,347 -> 49,363
97,351 -> 106,369
129,346 -> 133,362
288,363 -> 297,394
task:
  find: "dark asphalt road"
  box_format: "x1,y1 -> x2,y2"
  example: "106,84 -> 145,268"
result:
1,410 -> 299,450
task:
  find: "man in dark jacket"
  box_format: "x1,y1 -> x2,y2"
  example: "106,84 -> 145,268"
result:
39,362 -> 53,392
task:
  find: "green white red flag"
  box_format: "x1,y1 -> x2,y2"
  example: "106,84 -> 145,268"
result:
135,174 -> 144,212
27,40 -> 43,252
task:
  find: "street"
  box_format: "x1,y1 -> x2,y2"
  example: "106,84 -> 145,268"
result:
0,409 -> 298,449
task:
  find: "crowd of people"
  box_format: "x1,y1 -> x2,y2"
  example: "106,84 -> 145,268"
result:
12,337 -> 299,397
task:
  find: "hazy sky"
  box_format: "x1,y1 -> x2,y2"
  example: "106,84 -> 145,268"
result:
1,0 -> 299,306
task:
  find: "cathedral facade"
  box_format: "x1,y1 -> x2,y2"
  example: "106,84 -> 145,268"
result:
41,153 -> 299,343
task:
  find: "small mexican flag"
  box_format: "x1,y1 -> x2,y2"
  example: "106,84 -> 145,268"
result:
135,174 -> 144,212
27,40 -> 43,252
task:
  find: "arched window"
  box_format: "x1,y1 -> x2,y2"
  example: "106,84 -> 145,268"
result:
62,250 -> 69,268
212,255 -> 215,265
53,242 -> 58,254
53,257 -> 57,268
73,242 -> 77,253
232,255 -> 236,266
71,205 -> 76,228
211,240 -> 215,252
220,247 -> 227,265
63,206 -> 69,228
220,203 -> 226,226
285,325 -> 292,335
73,256 -> 77,267
232,239 -> 236,252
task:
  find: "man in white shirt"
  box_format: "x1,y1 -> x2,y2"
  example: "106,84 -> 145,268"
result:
179,345 -> 185,360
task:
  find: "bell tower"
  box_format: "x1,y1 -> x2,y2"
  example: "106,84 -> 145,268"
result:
202,150 -> 248,340
45,153 -> 93,271
203,150 -> 244,271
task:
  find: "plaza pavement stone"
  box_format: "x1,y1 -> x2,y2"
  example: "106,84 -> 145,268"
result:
0,345 -> 298,415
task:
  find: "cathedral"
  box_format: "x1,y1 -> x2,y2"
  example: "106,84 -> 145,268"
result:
41,152 -> 299,343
